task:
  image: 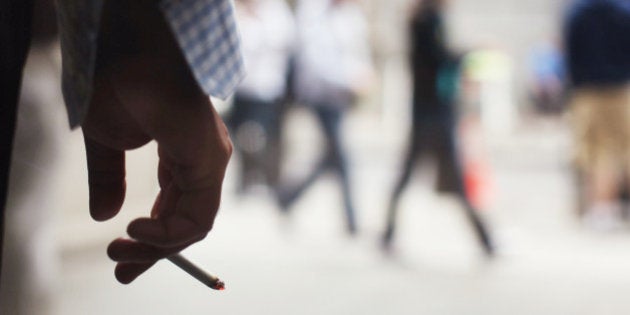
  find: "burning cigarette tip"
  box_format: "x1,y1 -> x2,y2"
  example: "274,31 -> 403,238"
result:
213,280 -> 226,291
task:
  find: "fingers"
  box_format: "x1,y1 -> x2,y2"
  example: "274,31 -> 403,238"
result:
150,181 -> 181,219
108,238 -> 187,285
114,262 -> 155,284
84,137 -> 126,221
108,238 -> 186,263
110,165 -> 220,284
127,216 -> 209,248
130,184 -> 220,247
157,159 -> 173,190
92,43 -> 232,284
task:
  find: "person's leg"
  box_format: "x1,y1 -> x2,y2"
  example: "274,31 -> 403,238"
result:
580,88 -> 630,230
622,87 -> 630,220
249,98 -> 279,189
277,106 -> 331,211
260,99 -> 283,189
383,132 -> 421,246
317,106 -> 357,233
269,98 -> 291,192
581,145 -> 623,231
589,153 -> 620,203
230,95 -> 265,193
570,90 -> 596,217
0,0 -> 35,280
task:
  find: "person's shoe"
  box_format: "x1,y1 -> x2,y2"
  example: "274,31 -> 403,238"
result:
347,221 -> 358,236
582,203 -> 624,232
381,226 -> 394,252
275,187 -> 294,214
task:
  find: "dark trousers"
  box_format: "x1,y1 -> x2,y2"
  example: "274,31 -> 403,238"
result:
390,117 -> 460,195
281,105 -> 356,232
384,117 -> 493,254
0,0 -> 34,278
228,94 -> 283,191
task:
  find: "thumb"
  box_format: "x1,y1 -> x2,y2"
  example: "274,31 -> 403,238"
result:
84,136 -> 127,221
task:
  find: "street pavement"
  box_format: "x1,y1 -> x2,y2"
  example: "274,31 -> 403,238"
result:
50,112 -> 630,315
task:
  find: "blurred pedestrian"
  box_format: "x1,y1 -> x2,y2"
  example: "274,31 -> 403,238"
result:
230,0 -> 295,194
564,0 -> 630,230
382,0 -> 494,254
528,42 -> 567,115
277,0 -> 374,235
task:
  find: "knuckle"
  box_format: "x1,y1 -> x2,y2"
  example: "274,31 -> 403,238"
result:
220,134 -> 233,162
225,138 -> 233,158
197,230 -> 209,243
198,217 -> 214,232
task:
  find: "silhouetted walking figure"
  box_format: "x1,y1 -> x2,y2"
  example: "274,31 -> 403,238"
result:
382,0 -> 494,255
277,0 -> 373,234
229,0 -> 295,193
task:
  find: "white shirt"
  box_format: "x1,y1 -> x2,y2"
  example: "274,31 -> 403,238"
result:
235,0 -> 295,102
294,0 -> 372,106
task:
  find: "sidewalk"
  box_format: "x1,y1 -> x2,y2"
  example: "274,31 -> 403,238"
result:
52,114 -> 630,315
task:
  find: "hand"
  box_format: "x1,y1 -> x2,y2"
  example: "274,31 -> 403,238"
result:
82,53 -> 232,284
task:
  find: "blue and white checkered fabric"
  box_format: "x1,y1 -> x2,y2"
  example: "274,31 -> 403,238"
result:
160,0 -> 245,100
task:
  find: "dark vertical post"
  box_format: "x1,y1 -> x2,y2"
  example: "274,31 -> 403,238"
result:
0,0 -> 35,281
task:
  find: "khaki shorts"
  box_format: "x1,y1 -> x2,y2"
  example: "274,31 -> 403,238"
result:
570,86 -> 630,181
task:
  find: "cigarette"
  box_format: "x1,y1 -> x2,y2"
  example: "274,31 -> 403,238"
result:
167,254 -> 225,290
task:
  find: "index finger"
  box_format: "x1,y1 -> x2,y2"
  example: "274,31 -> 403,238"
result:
83,137 -> 126,222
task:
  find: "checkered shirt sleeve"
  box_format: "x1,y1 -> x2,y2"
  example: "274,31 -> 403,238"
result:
160,0 -> 245,100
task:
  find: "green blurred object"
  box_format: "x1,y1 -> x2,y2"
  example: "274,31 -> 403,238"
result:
437,59 -> 461,105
